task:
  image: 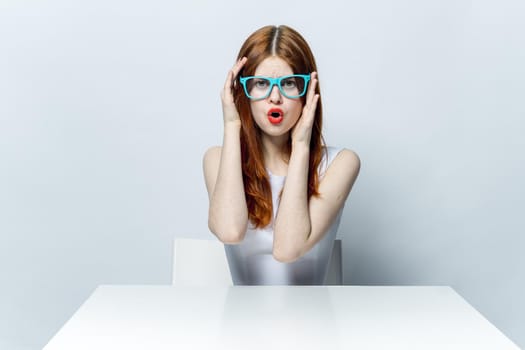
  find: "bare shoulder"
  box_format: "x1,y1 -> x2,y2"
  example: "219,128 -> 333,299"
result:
314,148 -> 360,211
202,146 -> 223,196
203,146 -> 222,168
332,149 -> 361,176
318,148 -> 361,195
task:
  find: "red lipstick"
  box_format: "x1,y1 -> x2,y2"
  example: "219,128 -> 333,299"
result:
267,108 -> 284,125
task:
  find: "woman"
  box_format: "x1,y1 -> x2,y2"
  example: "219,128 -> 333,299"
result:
203,25 -> 360,285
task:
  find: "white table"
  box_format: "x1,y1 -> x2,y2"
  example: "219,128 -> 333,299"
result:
43,285 -> 519,350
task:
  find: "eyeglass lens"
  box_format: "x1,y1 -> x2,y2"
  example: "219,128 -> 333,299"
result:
245,76 -> 307,99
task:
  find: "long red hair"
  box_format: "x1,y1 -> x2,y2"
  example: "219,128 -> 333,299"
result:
233,25 -> 325,228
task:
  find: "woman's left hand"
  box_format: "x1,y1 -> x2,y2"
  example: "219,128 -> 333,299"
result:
291,72 -> 319,146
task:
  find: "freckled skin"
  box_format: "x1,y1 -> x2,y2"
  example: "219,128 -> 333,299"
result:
249,56 -> 304,138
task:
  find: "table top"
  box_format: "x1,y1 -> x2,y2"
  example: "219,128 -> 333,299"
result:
43,285 -> 519,350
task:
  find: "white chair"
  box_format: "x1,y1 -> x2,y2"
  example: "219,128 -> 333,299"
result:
172,238 -> 233,287
172,238 -> 343,286
325,238 -> 343,285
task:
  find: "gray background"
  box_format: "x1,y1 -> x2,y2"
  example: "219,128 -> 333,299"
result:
1,0 -> 523,348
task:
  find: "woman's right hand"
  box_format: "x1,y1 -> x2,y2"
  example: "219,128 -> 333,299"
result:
221,57 -> 247,124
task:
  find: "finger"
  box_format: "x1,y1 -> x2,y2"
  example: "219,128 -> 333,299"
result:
306,78 -> 318,109
306,72 -> 318,105
312,94 -> 320,110
305,94 -> 319,119
223,69 -> 234,97
231,57 -> 248,79
223,57 -> 248,97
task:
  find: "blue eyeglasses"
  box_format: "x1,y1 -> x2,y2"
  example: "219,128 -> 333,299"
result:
239,74 -> 311,100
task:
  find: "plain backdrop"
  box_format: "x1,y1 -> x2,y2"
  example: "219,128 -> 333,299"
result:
1,0 -> 523,348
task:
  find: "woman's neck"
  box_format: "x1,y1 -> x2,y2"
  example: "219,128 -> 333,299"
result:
261,133 -> 290,176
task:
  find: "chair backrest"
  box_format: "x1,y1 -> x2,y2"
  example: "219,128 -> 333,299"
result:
172,238 -> 233,287
325,239 -> 343,285
172,238 -> 343,286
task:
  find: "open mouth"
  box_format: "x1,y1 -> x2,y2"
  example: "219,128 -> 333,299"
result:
267,108 -> 284,125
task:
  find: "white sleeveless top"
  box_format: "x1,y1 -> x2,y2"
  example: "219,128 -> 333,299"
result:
225,146 -> 344,285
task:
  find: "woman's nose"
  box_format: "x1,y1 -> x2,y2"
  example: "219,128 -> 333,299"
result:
268,85 -> 282,104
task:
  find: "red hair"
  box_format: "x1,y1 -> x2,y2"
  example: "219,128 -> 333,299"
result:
233,25 -> 325,228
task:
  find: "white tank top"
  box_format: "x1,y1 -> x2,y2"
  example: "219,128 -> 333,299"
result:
225,146 -> 344,285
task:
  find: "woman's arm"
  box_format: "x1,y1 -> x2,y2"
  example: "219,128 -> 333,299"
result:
203,58 -> 249,243
273,148 -> 360,263
273,72 -> 361,262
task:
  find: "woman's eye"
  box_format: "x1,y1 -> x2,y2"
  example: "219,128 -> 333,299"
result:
254,79 -> 269,88
282,79 -> 297,88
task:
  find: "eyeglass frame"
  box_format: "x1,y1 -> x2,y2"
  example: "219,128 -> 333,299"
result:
239,74 -> 311,100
